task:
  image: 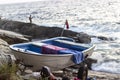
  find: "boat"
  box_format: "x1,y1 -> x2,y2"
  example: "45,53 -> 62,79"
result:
9,37 -> 95,71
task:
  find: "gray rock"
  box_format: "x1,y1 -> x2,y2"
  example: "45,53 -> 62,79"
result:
97,36 -> 115,41
0,20 -> 92,44
0,38 -> 9,53
0,29 -> 29,44
0,20 -> 78,38
0,50 -> 15,66
76,32 -> 91,43
0,38 -> 16,67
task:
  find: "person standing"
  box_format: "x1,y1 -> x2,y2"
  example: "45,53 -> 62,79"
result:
29,15 -> 32,24
0,16 -> 1,20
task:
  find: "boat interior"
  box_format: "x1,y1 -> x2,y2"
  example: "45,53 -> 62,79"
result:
13,39 -> 89,55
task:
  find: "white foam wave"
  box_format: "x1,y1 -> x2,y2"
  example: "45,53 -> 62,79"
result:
92,61 -> 120,74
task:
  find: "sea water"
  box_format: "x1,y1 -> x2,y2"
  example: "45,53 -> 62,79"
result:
0,0 -> 120,74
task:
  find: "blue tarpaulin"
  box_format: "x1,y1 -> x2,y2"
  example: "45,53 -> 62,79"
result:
59,49 -> 84,64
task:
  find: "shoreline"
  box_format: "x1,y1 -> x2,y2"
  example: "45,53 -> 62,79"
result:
0,19 -> 120,80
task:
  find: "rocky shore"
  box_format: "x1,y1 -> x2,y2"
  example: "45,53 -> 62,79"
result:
0,19 -> 120,80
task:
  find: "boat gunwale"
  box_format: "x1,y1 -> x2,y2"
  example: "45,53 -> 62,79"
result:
9,37 -> 95,57
9,44 -> 95,57
10,45 -> 73,57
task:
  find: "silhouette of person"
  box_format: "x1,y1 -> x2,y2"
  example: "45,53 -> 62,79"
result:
29,15 -> 32,24
77,62 -> 88,80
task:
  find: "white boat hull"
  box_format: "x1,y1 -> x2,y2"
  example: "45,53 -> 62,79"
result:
10,37 -> 95,71
11,45 -> 95,71
12,50 -> 74,71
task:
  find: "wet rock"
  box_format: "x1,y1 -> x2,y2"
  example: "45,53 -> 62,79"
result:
91,35 -> 116,41
76,32 -> 91,43
69,58 -> 97,70
97,36 -> 114,41
84,58 -> 97,70
97,36 -> 108,40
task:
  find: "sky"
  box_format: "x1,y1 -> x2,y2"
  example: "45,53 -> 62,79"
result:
0,0 -> 43,4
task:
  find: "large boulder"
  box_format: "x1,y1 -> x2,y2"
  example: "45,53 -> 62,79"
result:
0,38 -> 15,59
0,38 -> 10,53
76,32 -> 91,43
0,20 -> 92,43
0,20 -> 91,43
0,38 -> 14,66
69,58 -> 97,70
0,20 -> 78,38
0,29 -> 29,44
0,50 -> 10,66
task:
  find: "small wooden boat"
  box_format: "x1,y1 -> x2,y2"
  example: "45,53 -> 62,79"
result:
10,37 -> 95,71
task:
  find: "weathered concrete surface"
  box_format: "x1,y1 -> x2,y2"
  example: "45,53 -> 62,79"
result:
0,29 -> 29,44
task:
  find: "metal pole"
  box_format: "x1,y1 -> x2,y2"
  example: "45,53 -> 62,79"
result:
60,24 -> 65,36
